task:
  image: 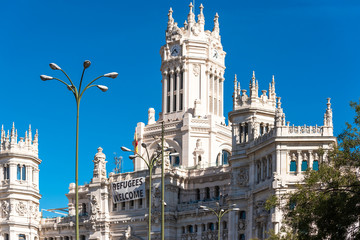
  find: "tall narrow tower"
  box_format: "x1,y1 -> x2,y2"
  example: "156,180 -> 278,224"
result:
160,3 -> 226,123
134,3 -> 231,171
0,124 -> 41,240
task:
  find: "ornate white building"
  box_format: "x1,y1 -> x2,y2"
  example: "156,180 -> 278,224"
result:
3,3 -> 337,240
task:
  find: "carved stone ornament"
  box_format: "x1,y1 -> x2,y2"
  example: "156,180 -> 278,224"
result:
193,64 -> 200,77
90,195 -> 99,221
16,201 -> 27,216
1,200 -> 9,218
236,167 -> 249,186
118,225 -> 142,240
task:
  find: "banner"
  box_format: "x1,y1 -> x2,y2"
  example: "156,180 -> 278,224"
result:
112,177 -> 145,203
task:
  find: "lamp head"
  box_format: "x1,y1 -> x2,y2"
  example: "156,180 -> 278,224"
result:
121,146 -> 131,152
97,85 -> 108,92
199,206 -> 207,210
129,155 -> 136,160
83,60 -> 91,69
141,143 -> 147,148
104,72 -> 118,79
40,75 -> 54,81
49,63 -> 61,70
232,208 -> 240,211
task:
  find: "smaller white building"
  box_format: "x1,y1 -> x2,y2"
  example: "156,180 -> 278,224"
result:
0,124 -> 41,240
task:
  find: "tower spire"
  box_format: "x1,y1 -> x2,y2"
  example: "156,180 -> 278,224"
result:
188,2 -> 195,26
197,4 -> 205,31
212,13 -> 220,34
167,7 -> 174,31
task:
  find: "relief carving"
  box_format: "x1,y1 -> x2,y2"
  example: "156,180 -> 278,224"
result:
16,201 -> 26,216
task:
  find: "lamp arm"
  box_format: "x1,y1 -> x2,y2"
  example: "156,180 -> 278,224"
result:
60,69 -> 75,87
78,68 -> 86,93
81,75 -> 104,96
52,77 -> 77,95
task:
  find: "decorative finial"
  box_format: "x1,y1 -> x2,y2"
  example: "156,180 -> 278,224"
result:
213,13 -> 220,33
252,71 -> 255,79
200,3 -> 204,12
277,97 -> 282,108
188,2 -> 195,24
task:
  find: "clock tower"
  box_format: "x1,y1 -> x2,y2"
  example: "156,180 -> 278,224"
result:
160,3 -> 226,123
133,3 -> 231,172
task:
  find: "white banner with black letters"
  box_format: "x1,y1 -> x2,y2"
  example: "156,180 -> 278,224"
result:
111,177 -> 145,203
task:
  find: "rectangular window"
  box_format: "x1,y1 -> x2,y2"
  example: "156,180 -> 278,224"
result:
173,95 -> 177,112
174,74 -> 177,91
180,94 -> 183,110
22,165 -> 26,180
167,75 -> 171,92
139,198 -> 143,208
113,203 -> 117,211
167,96 -> 171,113
17,165 -> 21,180
122,201 -> 126,210
180,72 -> 183,89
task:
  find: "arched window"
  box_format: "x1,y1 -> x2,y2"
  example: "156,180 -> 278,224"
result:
81,203 -> 87,215
223,221 -> 227,229
301,160 -> 308,171
182,226 -> 185,234
17,165 -> 21,180
239,234 -> 245,240
187,225 -> 193,233
178,188 -> 181,204
208,222 -> 214,231
4,234 -> 9,240
205,187 -> 210,200
239,211 -> 246,219
170,153 -> 180,167
221,150 -> 230,165
196,189 -> 200,201
313,160 -> 319,171
3,165 -> 9,180
202,224 -> 206,231
19,234 -> 26,240
214,186 -> 220,199
290,160 -> 296,172
268,157 -> 272,178
22,165 -> 26,180
195,225 -> 198,232
81,235 -> 86,240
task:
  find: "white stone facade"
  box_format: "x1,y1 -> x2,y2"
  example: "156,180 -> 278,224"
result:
8,4 -> 337,240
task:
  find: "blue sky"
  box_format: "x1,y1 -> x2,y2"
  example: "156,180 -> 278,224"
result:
1,0 -> 359,216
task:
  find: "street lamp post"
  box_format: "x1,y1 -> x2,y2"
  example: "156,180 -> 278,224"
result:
40,61 -> 118,240
121,144 -> 157,240
160,121 -> 179,240
200,204 -> 240,240
121,142 -> 177,240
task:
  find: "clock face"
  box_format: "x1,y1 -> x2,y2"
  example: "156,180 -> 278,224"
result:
170,45 -> 181,57
213,49 -> 219,59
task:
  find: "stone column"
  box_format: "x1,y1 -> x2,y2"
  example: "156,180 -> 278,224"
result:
228,210 -> 237,239
276,149 -> 281,175
308,150 -> 313,170
266,156 -> 270,178
176,68 -> 180,112
169,69 -> 174,113
163,71 -> 168,114
297,151 -> 302,174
